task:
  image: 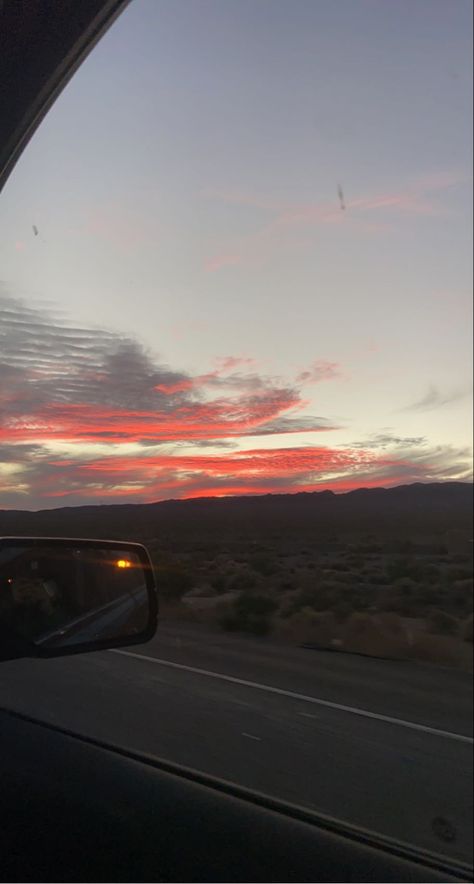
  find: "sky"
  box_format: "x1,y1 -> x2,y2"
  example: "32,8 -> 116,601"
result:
0,0 -> 472,509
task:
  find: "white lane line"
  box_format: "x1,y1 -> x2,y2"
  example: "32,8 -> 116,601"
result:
111,649 -> 473,745
242,732 -> 262,741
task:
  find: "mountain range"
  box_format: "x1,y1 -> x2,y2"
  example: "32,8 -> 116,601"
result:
0,483 -> 472,543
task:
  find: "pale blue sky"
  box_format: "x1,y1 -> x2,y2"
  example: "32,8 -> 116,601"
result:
0,0 -> 472,506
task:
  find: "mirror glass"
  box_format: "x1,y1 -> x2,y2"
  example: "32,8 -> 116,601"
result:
0,540 -> 153,654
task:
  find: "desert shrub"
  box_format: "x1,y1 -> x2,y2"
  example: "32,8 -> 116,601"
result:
251,554 -> 276,576
358,543 -> 382,554
332,601 -> 352,622
281,580 -> 345,616
330,561 -> 349,572
410,633 -> 472,669
395,577 -> 417,595
381,579 -> 422,617
227,571 -> 257,591
354,583 -> 379,608
391,540 -> 415,554
365,572 -> 379,585
428,610 -> 459,636
279,578 -> 295,592
211,574 -> 228,594
331,571 -> 354,585
343,612 -> 409,659
422,563 -> 441,580
386,558 -> 426,582
276,607 -> 338,646
410,582 -> 442,608
218,592 -> 277,635
346,556 -> 363,569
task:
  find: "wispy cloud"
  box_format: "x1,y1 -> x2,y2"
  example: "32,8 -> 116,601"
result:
296,360 -> 343,385
352,433 -> 427,449
201,171 -> 463,269
402,384 -> 471,412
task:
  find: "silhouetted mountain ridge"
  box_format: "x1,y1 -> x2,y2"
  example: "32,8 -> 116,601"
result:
0,483 -> 472,542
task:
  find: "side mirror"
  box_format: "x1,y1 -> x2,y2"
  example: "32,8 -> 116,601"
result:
0,537 -> 158,661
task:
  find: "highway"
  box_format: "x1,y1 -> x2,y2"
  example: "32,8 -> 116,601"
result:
0,620 -> 472,866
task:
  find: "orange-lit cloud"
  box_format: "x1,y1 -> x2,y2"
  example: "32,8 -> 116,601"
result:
0,296 -> 338,450
8,441 -> 469,507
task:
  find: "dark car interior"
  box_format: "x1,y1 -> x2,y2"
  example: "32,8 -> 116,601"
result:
0,3 -> 472,881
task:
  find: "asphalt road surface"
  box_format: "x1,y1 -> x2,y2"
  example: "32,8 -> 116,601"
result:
1,621 -> 472,866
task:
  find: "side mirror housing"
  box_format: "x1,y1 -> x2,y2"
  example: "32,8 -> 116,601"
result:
0,537 -> 158,661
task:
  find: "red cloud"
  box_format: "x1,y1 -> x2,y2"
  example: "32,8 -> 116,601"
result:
77,446 -> 368,477
154,379 -> 196,395
155,357 -> 257,395
0,388 -> 305,445
35,443 -> 449,506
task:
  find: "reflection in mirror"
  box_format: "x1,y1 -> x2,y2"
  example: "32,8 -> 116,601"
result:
0,541 -> 153,654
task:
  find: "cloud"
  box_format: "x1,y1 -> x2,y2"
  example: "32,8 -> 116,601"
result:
215,356 -> 256,371
155,357 -> 260,396
267,173 -> 461,234
352,433 -> 427,449
296,360 -> 342,385
243,415 -> 338,435
2,440 -> 470,509
0,293 -> 334,452
201,171 -> 463,267
402,385 -> 471,412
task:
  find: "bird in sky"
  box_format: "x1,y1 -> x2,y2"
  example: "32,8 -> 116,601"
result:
32,224 -> 38,236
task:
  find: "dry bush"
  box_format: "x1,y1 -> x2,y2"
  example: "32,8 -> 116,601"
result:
274,607 -> 339,647
376,611 -> 407,635
428,610 -> 460,636
410,633 -> 473,671
342,612 -> 410,659
218,592 -> 277,635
